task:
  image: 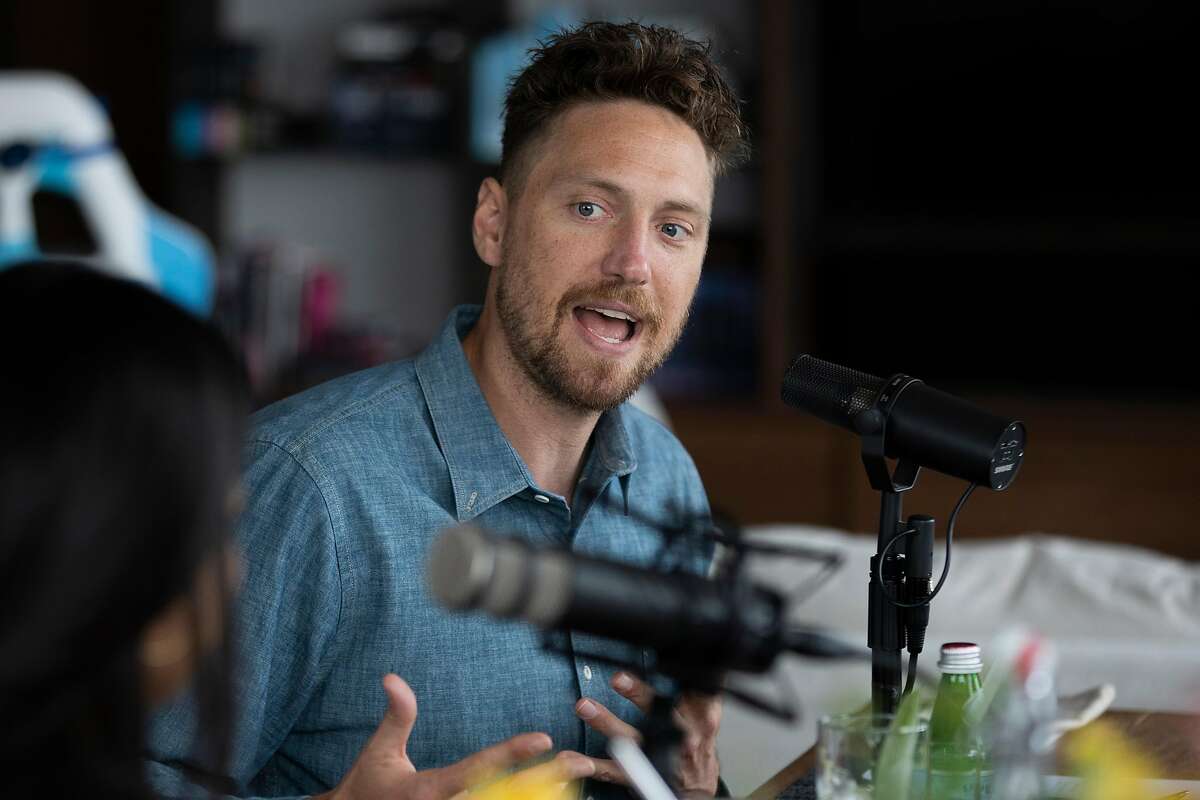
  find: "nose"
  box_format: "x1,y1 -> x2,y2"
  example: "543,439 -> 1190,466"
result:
601,220 -> 651,285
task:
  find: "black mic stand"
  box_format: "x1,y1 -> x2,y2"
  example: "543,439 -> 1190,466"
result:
639,693 -> 685,790
629,661 -> 724,794
856,384 -> 936,715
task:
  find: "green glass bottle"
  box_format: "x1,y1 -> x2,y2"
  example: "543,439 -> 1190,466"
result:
928,642 -> 992,800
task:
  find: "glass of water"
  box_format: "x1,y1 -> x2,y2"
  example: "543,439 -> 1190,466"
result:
817,713 -> 929,800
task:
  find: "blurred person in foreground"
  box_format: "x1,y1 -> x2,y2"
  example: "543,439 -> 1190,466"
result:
0,261 -> 244,796
148,20 -> 748,799
0,261 -> 572,798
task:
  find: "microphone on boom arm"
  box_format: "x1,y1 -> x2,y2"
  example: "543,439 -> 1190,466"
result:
427,524 -> 862,686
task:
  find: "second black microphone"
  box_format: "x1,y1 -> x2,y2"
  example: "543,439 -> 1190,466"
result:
781,354 -> 1026,490
426,525 -> 855,677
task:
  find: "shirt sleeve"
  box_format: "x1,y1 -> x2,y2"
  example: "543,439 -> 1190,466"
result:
146,439 -> 348,799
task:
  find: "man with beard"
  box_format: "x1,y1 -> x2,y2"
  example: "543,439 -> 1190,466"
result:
148,21 -> 748,800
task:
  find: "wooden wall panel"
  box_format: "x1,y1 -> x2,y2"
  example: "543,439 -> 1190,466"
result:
668,399 -> 1200,560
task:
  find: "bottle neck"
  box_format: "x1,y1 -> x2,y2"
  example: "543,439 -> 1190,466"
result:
938,671 -> 983,690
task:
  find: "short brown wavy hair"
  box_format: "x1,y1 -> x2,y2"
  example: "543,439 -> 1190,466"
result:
500,21 -> 749,194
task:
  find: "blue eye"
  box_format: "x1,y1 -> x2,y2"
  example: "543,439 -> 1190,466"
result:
661,223 -> 681,238
576,202 -> 596,218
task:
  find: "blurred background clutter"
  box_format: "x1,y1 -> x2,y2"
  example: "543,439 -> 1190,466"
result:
2,0 -> 766,404
9,0 -> 1184,550
3,1 -> 1198,792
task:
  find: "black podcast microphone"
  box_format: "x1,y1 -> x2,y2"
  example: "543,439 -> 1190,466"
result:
426,525 -> 861,677
781,355 -> 1025,489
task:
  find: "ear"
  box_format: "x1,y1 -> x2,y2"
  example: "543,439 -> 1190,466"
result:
472,177 -> 507,268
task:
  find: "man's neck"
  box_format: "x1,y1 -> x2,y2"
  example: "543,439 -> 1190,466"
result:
462,308 -> 600,501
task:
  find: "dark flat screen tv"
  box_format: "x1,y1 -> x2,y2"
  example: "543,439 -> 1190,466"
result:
809,1 -> 1197,397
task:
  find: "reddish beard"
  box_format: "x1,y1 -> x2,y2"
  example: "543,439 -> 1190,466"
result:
494,267 -> 687,412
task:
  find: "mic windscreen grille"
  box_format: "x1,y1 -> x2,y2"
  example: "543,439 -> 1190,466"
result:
781,355 -> 885,428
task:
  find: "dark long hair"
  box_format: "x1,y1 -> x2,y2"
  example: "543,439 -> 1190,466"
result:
0,261 -> 248,797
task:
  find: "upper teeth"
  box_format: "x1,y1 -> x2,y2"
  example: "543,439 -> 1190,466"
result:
586,306 -> 635,322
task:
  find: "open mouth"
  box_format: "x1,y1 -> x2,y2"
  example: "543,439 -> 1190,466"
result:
572,305 -> 640,346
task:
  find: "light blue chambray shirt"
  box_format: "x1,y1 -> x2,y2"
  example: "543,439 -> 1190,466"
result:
147,305 -> 713,799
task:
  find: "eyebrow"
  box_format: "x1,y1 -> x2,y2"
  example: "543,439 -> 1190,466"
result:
561,175 -> 711,222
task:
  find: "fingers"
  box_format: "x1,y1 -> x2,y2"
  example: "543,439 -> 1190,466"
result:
366,674 -> 418,757
582,755 -> 630,785
575,697 -> 643,743
673,692 -> 723,795
610,671 -> 655,713
676,691 -> 723,739
433,731 -> 555,796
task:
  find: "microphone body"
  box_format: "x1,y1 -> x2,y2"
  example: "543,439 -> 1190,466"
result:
782,355 -> 1025,490
427,526 -> 850,676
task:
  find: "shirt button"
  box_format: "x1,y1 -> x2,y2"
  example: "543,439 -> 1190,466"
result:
533,494 -> 550,504
583,665 -> 593,681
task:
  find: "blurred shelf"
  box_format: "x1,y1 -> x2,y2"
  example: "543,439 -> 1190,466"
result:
176,149 -> 467,167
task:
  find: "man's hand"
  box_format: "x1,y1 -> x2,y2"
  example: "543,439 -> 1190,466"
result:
573,671 -> 722,796
318,674 -> 596,800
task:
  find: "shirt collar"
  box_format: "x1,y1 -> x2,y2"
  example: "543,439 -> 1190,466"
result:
415,305 -> 638,522
591,403 -> 638,478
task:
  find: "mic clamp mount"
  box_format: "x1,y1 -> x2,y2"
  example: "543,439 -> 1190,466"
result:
854,373 -> 922,493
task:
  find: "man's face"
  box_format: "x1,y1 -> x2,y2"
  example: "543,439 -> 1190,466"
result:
491,99 -> 714,412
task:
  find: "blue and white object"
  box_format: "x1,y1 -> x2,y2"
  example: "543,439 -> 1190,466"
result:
468,7 -> 582,164
0,72 -> 215,315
